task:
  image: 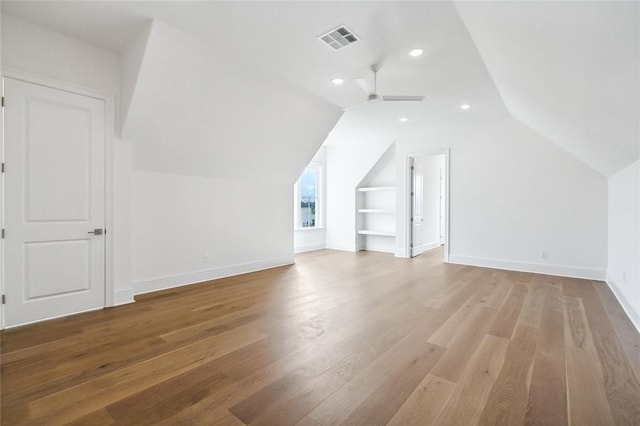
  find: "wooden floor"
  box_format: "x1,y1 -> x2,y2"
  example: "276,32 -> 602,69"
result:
2,248 -> 640,425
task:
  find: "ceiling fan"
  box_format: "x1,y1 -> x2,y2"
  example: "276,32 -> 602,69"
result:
351,64 -> 425,107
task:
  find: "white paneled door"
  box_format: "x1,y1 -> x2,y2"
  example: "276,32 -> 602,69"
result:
3,77 -> 106,327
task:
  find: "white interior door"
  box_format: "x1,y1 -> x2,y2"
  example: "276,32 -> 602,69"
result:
3,77 -> 106,327
411,158 -> 425,257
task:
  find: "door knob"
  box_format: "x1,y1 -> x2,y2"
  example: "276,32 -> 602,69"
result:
88,229 -> 104,235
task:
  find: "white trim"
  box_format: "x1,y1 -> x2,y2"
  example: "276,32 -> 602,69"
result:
2,68 -> 111,101
294,161 -> 324,229
606,274 -> 640,333
357,186 -> 395,192
358,246 -> 395,254
405,148 -> 450,262
294,242 -> 326,254
449,254 -> 606,280
325,240 -> 356,252
294,226 -> 325,232
134,255 -> 295,295
0,68 -> 117,328
114,287 -> 135,305
414,241 -> 442,256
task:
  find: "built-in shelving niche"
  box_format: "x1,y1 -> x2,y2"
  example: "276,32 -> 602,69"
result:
355,142 -> 397,253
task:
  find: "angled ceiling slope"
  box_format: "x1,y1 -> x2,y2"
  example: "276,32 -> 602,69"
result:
122,19 -> 342,182
455,1 -> 640,177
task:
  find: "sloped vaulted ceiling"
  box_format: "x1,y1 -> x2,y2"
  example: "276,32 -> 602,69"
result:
3,1 -> 638,178
455,1 -> 640,177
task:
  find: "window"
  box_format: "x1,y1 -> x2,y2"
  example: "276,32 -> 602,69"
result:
295,164 -> 322,229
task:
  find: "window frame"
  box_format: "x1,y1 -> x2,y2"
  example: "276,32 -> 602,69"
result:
294,162 -> 323,230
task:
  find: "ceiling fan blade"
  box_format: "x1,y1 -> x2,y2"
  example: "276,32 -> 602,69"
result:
382,95 -> 425,102
355,79 -> 375,96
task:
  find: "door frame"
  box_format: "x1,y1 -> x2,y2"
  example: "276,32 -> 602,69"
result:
404,148 -> 450,262
1,68 -> 116,328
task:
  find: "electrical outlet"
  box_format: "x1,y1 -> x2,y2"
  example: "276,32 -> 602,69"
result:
203,254 -> 210,263
540,250 -> 548,259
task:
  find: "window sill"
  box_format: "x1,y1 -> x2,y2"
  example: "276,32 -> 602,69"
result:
294,227 -> 325,232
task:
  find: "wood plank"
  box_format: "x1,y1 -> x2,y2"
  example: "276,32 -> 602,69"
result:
430,306 -> 498,382
488,283 -> 528,338
26,326 -> 265,423
295,416 -> 322,426
579,282 -> 640,425
525,286 -> 567,426
3,248 -> 640,425
387,374 -> 456,426
246,301 -> 432,426
477,325 -> 537,425
156,406 -> 245,426
517,279 -> 547,328
562,295 -> 614,425
306,316 -> 446,425
428,280 -> 498,347
339,343 -> 445,425
593,281 -> 640,379
106,369 -> 231,424
434,334 -> 510,425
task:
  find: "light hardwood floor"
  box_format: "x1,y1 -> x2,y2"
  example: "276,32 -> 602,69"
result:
2,248 -> 640,425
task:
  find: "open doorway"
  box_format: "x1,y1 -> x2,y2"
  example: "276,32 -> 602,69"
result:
407,149 -> 449,261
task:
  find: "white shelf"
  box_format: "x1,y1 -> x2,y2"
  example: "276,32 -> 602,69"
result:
358,209 -> 395,214
357,230 -> 396,237
357,186 -> 396,192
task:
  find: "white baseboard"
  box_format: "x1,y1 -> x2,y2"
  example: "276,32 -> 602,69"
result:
113,287 -> 135,306
294,242 -> 326,254
133,255 -> 295,295
606,274 -> 640,333
424,241 -> 442,251
448,254 -> 606,281
325,240 -> 356,252
414,241 -> 441,255
360,246 -> 395,254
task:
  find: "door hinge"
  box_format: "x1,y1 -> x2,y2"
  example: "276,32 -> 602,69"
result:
1,97 -> 4,108
1,229 -> 4,239
2,295 -> 5,304
1,163 -> 4,173
410,217 -> 414,222
410,166 -> 414,171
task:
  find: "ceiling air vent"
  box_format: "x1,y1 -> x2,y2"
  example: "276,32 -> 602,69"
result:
319,25 -> 359,50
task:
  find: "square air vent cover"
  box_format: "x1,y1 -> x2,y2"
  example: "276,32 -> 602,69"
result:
318,25 -> 359,50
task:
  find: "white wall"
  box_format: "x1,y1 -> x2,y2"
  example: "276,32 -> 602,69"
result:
1,14 -> 134,303
294,147 -> 327,253
124,20 -> 341,182
124,20 -> 342,291
2,15 -> 343,302
607,160 -> 640,330
325,134 -> 394,252
132,171 -> 294,293
326,112 -> 608,279
396,117 -> 607,279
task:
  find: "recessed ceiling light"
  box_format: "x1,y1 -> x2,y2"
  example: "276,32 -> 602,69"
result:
332,78 -> 344,85
400,117 -> 408,122
409,48 -> 424,57
460,104 -> 471,110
